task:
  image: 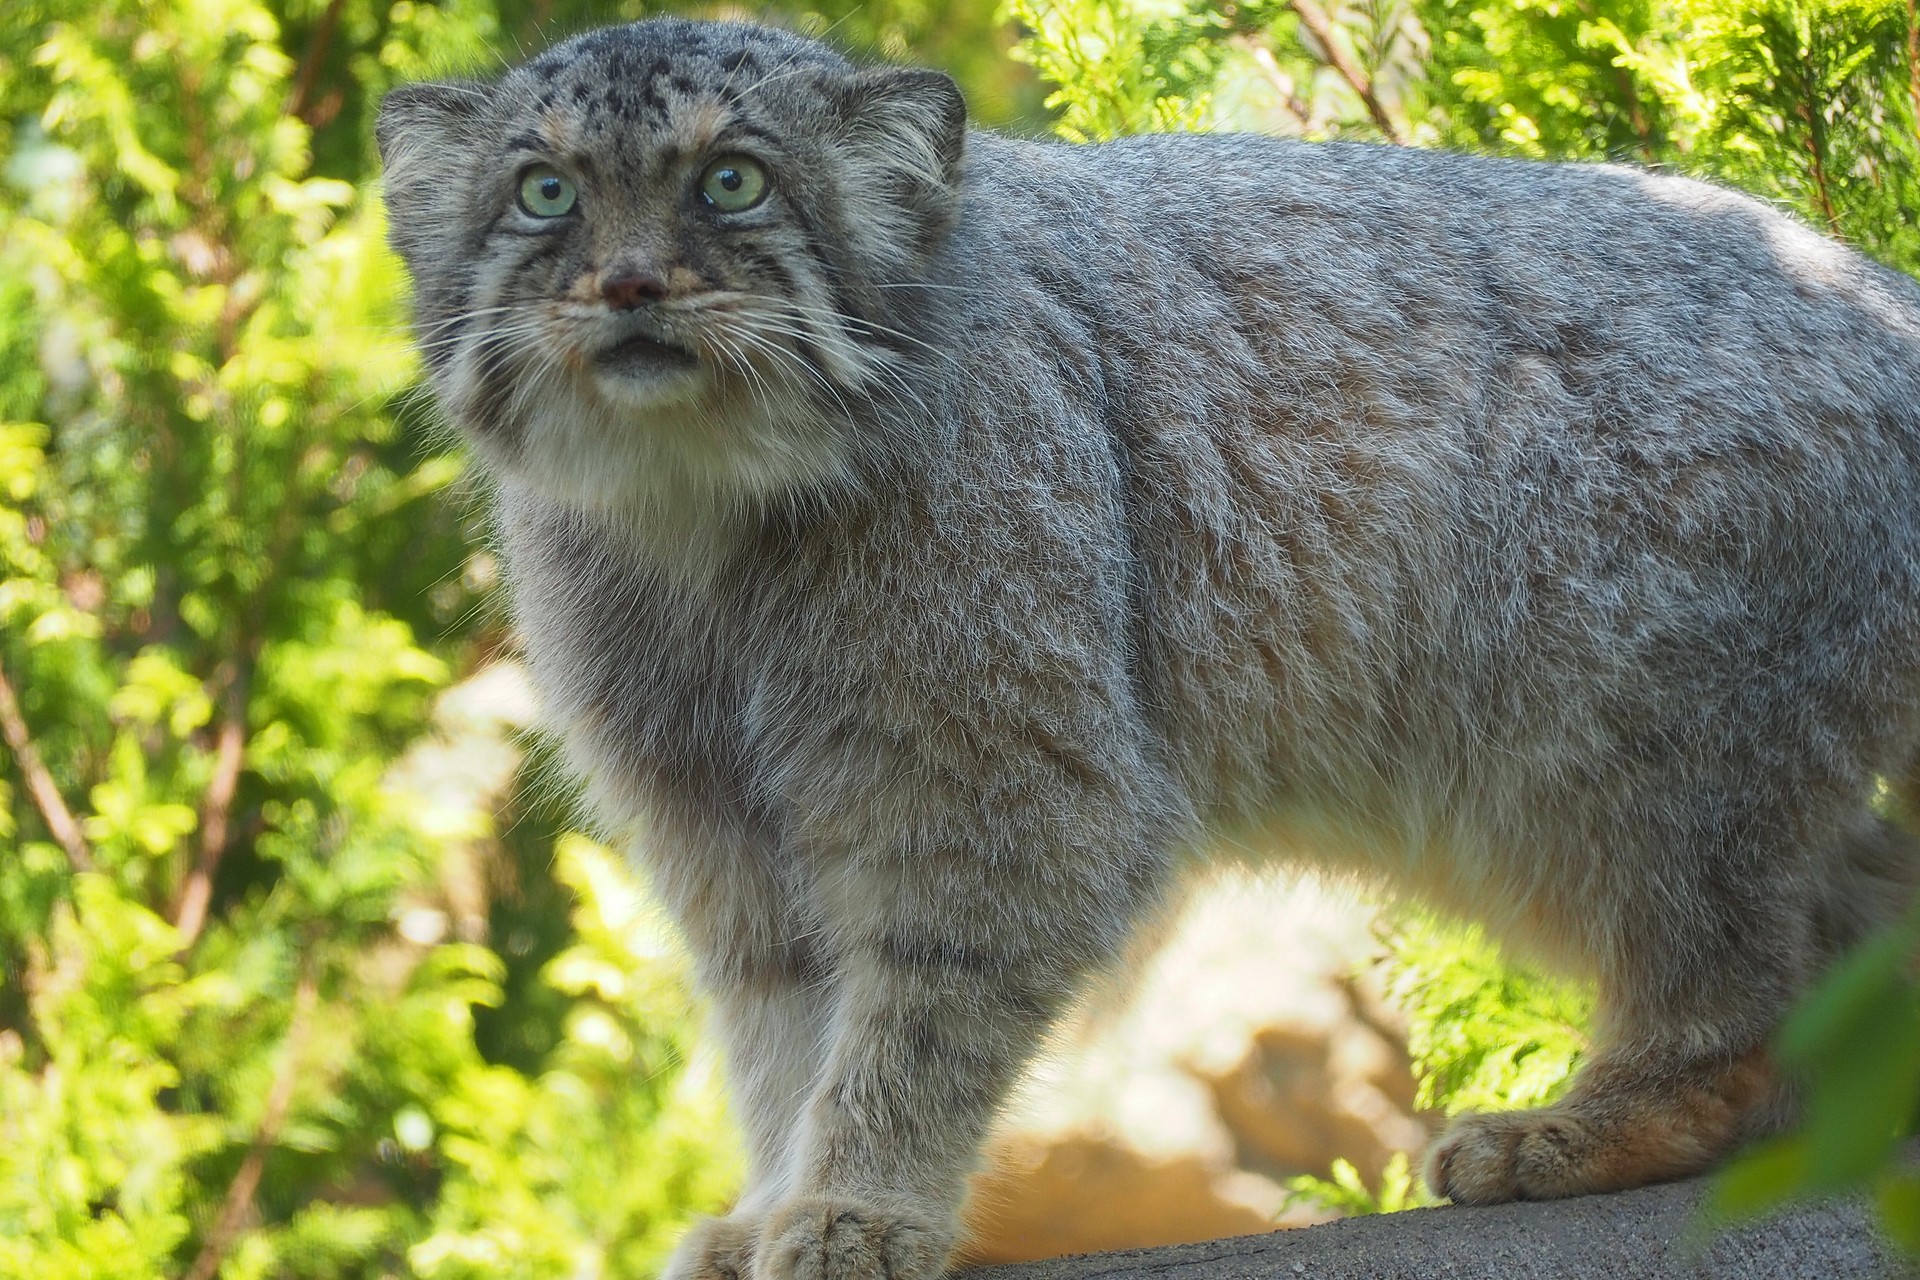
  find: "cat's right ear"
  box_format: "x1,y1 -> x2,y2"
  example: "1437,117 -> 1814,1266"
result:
376,82 -> 487,254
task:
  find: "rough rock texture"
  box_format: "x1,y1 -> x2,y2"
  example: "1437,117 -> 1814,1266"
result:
963,872 -> 1432,1263
961,1177 -> 1897,1280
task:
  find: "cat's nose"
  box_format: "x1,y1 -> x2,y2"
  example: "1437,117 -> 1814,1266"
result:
599,270 -> 669,310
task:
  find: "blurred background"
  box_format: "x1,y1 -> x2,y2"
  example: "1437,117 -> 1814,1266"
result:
1,0 -> 1916,1276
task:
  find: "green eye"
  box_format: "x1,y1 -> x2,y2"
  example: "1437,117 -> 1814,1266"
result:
518,165 -> 577,218
698,155 -> 768,213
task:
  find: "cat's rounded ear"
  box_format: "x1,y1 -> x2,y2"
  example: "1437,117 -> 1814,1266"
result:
838,67 -> 967,190
832,66 -> 967,266
377,81 -> 488,263
376,82 -> 486,169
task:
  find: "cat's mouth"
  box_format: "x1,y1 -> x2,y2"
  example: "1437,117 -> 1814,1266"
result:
596,329 -> 699,376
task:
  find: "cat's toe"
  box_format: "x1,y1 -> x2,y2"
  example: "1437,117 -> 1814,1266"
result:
664,1212 -> 763,1280
1426,1113 -> 1523,1204
754,1195 -> 951,1280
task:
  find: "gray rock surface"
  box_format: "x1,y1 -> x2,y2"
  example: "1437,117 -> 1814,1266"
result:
962,1176 -> 1900,1279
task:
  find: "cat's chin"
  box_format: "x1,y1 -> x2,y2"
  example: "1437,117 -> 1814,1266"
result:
504,387 -> 859,548
591,355 -> 707,412
599,331 -> 698,370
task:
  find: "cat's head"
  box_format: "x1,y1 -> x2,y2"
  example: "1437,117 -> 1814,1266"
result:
376,20 -> 965,522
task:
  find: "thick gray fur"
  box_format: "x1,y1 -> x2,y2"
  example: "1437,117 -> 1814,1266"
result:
377,18 -> 1920,1279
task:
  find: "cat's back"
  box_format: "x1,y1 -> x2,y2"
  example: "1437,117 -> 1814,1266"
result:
960,129 -> 1920,399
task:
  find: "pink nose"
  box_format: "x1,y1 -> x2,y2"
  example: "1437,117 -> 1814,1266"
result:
601,271 -> 668,310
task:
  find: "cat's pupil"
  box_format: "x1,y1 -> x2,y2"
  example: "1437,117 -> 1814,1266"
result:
540,177 -> 562,200
718,170 -> 742,191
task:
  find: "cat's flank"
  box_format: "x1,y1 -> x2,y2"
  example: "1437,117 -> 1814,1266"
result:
379,18 -> 1920,1278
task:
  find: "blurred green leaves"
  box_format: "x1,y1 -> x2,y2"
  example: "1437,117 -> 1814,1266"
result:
1381,916 -> 1590,1118
1,0 -> 746,1275
1706,909 -> 1920,1247
1012,0 -> 1920,272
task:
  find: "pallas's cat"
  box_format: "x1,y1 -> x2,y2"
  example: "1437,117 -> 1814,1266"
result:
378,18 -> 1920,1278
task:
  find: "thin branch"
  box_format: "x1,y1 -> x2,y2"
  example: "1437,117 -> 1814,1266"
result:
1288,0 -> 1408,143
1236,37 -> 1316,129
183,965 -> 319,1280
171,664 -> 252,948
1798,90 -> 1843,233
286,0 -> 348,126
0,657 -> 93,873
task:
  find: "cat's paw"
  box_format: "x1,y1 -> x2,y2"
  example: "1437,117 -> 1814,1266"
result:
1424,1107 -> 1710,1205
1425,1110 -> 1583,1204
1427,1051 -> 1771,1205
753,1195 -> 951,1280
664,1212 -> 764,1280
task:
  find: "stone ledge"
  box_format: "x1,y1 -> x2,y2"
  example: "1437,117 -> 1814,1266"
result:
961,1174 -> 1895,1280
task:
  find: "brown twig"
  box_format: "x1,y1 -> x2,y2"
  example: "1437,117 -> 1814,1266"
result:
1288,0 -> 1407,143
1237,37 -> 1316,129
183,965 -> 319,1280
0,658 -> 93,873
1798,94 -> 1843,233
286,0 -> 348,126
171,665 -> 252,948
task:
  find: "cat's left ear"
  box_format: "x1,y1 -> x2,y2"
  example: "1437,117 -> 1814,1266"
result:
832,67 -> 967,265
839,67 -> 967,191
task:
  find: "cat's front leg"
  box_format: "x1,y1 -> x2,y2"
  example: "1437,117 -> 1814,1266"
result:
666,971 -> 834,1280
752,808 -> 1173,1280
645,809 -> 835,1280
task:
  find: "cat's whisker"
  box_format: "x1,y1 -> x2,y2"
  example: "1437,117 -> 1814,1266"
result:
726,325 -> 847,409
730,60 -> 826,103
754,298 -> 964,370
728,325 -> 863,426
867,281 -> 972,293
722,310 -> 934,416
415,303 -> 529,329
708,329 -> 778,407
731,12 -> 855,101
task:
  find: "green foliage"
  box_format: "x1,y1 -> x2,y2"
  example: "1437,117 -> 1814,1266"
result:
1705,908 -> 1920,1254
1004,0 -> 1259,139
1285,915 -> 1587,1218
1283,1152 -> 1435,1217
1382,915 -> 1591,1117
1415,0 -> 1920,268
1012,0 -> 1920,270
